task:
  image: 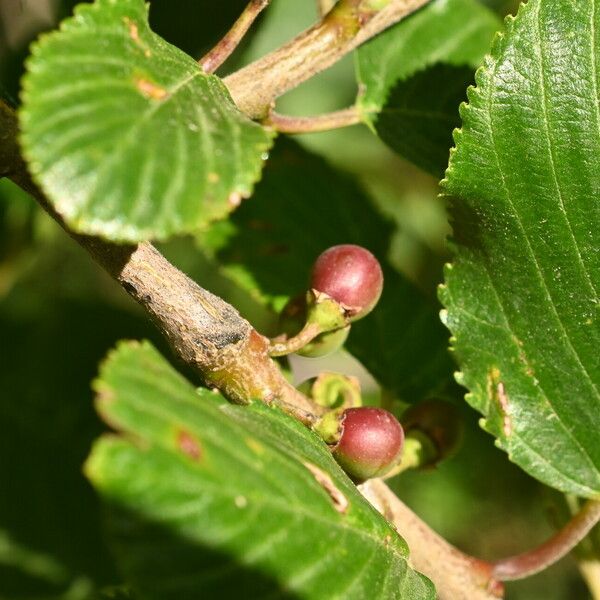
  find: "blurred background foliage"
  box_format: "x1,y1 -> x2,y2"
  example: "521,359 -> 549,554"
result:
0,1 -> 591,598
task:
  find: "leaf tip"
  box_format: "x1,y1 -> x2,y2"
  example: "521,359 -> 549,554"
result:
92,339 -> 152,393
442,262 -> 455,280
437,282 -> 450,309
83,433 -> 117,484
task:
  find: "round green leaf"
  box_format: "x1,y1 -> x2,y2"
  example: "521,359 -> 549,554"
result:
20,0 -> 274,242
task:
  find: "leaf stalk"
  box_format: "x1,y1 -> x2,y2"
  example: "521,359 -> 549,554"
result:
492,500 -> 600,581
199,0 -> 271,73
264,106 -> 361,134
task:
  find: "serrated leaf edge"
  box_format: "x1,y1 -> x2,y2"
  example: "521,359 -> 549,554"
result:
18,0 -> 275,243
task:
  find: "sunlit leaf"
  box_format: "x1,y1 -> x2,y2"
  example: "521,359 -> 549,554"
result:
20,0 -> 273,242
87,341 -> 435,599
440,0 -> 600,497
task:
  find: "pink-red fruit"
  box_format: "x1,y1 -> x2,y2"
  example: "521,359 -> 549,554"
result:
310,244 -> 383,320
333,407 -> 404,482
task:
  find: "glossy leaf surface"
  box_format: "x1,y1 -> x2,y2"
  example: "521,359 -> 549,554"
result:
440,0 -> 600,497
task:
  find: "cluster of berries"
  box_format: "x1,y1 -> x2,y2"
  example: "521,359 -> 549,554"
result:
274,244 -> 461,482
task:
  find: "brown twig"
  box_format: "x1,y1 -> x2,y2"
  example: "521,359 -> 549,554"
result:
264,106 -> 361,134
224,0 -> 430,118
359,479 -> 503,600
362,477 -> 600,593
199,0 -> 270,74
269,322 -> 323,356
3,100 -> 321,425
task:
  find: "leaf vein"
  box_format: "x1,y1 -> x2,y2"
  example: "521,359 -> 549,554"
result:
534,1 -> 599,297
485,42 -> 600,403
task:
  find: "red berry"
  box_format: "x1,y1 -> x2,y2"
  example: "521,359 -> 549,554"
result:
310,245 -> 383,320
333,407 -> 404,482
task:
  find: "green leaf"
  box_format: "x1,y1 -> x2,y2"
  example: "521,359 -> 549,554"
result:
209,139 -> 454,401
19,0 -> 273,243
356,0 -> 500,114
87,341 -> 435,599
373,64 -> 475,176
440,0 -> 600,497
355,0 -> 500,173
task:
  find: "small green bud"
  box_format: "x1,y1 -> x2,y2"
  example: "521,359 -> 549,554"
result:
401,399 -> 463,467
310,372 -> 361,409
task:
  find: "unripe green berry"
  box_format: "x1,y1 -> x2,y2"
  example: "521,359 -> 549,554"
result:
310,245 -> 383,321
297,325 -> 350,357
333,407 -> 404,482
401,399 -> 463,467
